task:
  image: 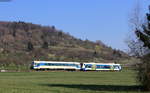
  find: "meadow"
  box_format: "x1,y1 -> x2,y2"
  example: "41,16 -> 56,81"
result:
0,70 -> 146,93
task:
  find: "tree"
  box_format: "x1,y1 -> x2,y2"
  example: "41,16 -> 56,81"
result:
10,22 -> 18,37
126,1 -> 147,57
94,45 -> 101,53
133,6 -> 150,91
27,42 -> 34,51
42,41 -> 48,49
126,39 -> 149,57
51,25 -> 55,30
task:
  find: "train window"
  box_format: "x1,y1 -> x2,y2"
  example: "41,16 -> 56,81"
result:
34,63 -> 39,66
103,65 -> 111,69
75,64 -> 77,67
44,63 -> 48,66
67,64 -> 75,66
77,65 -> 80,68
32,62 -> 34,65
61,64 -> 64,66
54,63 -> 57,66
39,63 -> 44,66
85,65 -> 92,68
64,64 -> 67,66
96,65 -> 101,68
68,64 -> 70,66
37,64 -> 40,66
48,63 -> 52,66
51,63 -> 54,66
58,64 -> 62,66
113,65 -> 119,69
96,65 -> 111,69
52,63 -> 56,66
96,65 -> 104,69
56,64 -> 60,66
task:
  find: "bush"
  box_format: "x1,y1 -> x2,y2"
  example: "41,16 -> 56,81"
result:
133,6 -> 150,91
137,54 -> 150,90
42,41 -> 48,49
27,42 -> 34,51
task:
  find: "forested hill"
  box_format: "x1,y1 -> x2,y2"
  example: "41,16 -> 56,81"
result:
0,21 -> 129,66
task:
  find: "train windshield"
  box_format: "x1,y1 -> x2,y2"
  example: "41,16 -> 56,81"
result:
34,63 -> 40,67
113,65 -> 121,69
85,64 -> 92,68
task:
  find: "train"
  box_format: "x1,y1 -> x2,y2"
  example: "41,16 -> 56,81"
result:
31,61 -> 122,71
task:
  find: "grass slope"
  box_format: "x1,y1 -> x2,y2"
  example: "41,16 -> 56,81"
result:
0,21 -> 129,66
0,70 -> 144,93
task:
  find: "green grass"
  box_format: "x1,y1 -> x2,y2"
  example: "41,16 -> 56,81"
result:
0,70 -> 147,93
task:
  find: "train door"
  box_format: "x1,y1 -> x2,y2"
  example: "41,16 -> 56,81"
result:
80,63 -> 83,70
92,64 -> 96,70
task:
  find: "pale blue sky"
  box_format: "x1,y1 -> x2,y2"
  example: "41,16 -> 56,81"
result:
0,0 -> 149,51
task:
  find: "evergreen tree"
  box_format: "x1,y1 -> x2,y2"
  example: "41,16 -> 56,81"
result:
27,42 -> 34,51
135,6 -> 150,91
42,41 -> 48,49
12,22 -> 17,37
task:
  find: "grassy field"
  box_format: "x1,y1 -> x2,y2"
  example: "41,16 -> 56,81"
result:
0,70 -> 147,93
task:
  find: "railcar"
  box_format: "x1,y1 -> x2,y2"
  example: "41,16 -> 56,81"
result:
31,61 -> 81,70
31,61 -> 121,71
81,63 -> 121,71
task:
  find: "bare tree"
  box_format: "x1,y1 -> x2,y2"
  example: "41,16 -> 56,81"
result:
126,1 -> 148,57
127,2 -> 150,90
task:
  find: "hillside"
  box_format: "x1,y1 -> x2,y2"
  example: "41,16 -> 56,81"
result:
0,21 -> 129,68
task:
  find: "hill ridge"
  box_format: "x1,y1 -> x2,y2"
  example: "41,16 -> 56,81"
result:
0,21 -> 128,66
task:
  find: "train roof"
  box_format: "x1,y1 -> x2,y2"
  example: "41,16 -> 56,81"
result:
33,61 -> 120,65
33,61 -> 80,64
83,62 -> 115,64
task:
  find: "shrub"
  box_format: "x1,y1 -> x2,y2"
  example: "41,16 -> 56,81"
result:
137,54 -> 150,90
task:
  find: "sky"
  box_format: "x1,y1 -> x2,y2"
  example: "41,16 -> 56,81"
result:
0,0 -> 149,51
